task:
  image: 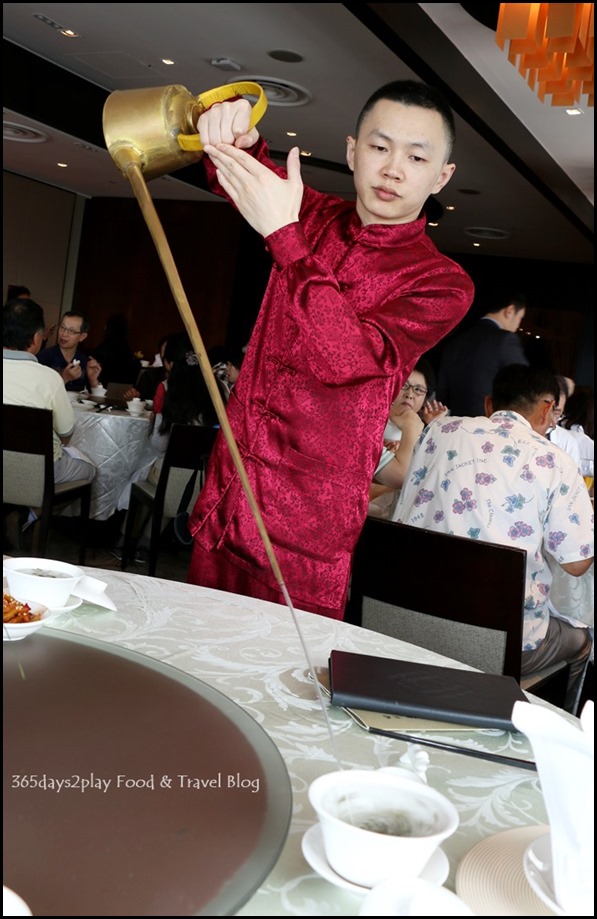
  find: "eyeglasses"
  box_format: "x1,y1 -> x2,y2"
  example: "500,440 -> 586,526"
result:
401,381 -> 428,397
59,324 -> 83,336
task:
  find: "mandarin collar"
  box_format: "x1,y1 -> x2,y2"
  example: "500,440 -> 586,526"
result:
346,212 -> 428,247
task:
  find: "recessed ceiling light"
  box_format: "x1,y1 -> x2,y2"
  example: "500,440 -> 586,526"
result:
300,150 -> 312,157
287,131 -> 297,137
445,205 -> 456,211
267,50 -> 304,63
565,108 -> 584,116
473,242 -> 481,247
57,163 -> 68,168
162,58 -> 175,66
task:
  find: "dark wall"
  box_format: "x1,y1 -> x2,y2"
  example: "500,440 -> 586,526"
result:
74,197 -> 250,358
428,252 -> 594,384
72,194 -> 592,384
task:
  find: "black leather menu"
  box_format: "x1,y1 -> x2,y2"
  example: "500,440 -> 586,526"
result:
329,650 -> 527,731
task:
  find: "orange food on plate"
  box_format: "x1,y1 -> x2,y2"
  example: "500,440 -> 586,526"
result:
3,592 -> 42,624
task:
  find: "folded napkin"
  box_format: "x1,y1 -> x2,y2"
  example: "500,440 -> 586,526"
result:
71,575 -> 117,611
512,700 -> 594,916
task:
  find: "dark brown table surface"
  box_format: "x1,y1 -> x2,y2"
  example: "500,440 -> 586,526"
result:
4,630 -> 292,916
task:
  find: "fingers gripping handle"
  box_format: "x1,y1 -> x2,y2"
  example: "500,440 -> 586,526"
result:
177,82 -> 267,152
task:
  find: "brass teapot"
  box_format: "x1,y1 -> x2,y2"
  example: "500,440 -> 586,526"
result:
103,81 -> 267,181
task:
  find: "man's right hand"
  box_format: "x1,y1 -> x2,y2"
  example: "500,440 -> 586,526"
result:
62,360 -> 82,383
197,99 -> 259,149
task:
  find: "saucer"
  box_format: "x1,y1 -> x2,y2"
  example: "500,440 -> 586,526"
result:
46,596 -> 83,615
301,824 -> 449,893
456,825 -> 558,916
523,832 -> 564,916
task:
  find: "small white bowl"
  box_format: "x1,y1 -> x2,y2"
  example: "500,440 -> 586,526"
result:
3,601 -> 51,641
3,557 -> 84,608
126,402 -> 145,416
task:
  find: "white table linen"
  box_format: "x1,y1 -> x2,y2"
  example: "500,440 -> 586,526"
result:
68,406 -> 159,520
35,565 -> 577,917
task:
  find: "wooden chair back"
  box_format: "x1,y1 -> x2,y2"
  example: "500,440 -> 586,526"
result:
3,404 -> 91,563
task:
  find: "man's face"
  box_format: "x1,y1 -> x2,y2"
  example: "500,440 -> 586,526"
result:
346,99 -> 455,227
58,316 -> 86,349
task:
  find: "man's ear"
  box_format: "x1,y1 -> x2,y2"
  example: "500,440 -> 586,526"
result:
484,395 -> 493,418
346,135 -> 356,173
79,331 -> 88,343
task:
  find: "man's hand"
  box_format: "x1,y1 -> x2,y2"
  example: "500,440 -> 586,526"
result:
421,399 -> 449,426
62,360 -> 82,384
86,358 -> 102,388
204,143 -> 304,238
197,99 -> 259,149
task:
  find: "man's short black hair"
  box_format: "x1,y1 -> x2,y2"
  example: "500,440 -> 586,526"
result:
3,297 -> 45,350
492,364 -> 560,413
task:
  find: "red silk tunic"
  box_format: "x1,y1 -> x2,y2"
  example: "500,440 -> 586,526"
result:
188,140 -> 474,617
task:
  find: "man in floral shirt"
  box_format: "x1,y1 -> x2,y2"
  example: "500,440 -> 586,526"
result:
394,364 -> 593,712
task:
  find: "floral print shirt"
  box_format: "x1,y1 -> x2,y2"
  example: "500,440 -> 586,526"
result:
393,410 -> 594,649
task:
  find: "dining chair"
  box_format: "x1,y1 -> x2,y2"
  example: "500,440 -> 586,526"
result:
344,516 -> 570,710
121,423 -> 218,576
3,404 -> 92,564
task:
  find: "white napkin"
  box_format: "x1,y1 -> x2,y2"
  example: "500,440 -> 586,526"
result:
512,700 -> 594,916
71,575 -> 117,611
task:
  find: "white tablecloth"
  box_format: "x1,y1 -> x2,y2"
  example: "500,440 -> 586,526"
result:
68,406 -> 159,520
32,566 -> 575,916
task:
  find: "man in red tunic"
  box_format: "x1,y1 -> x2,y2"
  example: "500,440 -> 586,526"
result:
188,81 -> 474,618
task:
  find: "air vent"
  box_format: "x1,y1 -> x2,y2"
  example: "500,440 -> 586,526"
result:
228,77 -> 311,106
3,122 -> 48,143
464,226 -> 510,240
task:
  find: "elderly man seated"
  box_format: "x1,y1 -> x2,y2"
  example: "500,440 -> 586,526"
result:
393,364 -> 593,713
3,298 -> 96,494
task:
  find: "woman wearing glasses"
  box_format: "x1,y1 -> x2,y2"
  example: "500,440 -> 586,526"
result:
368,358 -> 448,519
37,310 -> 102,392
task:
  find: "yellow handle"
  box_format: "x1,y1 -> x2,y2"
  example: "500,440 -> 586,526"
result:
177,81 -> 267,152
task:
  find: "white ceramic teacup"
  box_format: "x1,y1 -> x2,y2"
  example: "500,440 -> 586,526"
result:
126,398 -> 144,415
308,768 -> 458,888
91,386 -> 107,397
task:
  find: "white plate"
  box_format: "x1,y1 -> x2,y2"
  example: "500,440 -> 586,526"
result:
301,824 -> 449,894
359,877 -> 474,916
46,596 -> 83,614
3,886 -> 32,916
523,833 -> 564,915
456,825 -> 557,916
